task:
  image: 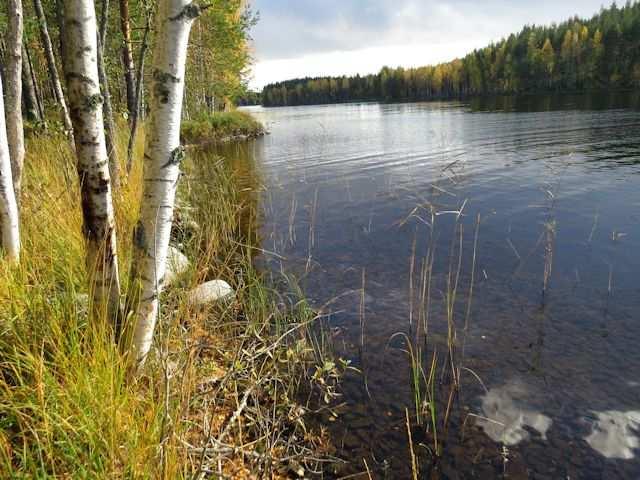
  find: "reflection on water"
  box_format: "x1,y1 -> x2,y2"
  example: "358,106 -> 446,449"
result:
585,411 -> 640,460
225,95 -> 640,478
477,381 -> 552,446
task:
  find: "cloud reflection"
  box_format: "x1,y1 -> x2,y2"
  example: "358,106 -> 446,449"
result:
585,410 -> 640,460
477,381 -> 552,446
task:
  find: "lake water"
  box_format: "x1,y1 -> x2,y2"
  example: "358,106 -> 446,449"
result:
226,95 -> 640,478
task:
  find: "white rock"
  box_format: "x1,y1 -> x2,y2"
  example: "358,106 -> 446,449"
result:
75,293 -> 89,310
187,280 -> 235,307
165,246 -> 190,286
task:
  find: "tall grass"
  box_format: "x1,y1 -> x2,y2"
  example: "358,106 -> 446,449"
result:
0,127 -> 334,478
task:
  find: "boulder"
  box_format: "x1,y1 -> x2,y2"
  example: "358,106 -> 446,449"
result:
165,246 -> 190,286
187,280 -> 235,307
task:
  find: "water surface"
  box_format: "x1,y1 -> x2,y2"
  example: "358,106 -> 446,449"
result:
227,95 -> 640,478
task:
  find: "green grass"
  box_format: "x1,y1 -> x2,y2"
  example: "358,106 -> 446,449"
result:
181,111 -> 265,145
0,128 -> 334,478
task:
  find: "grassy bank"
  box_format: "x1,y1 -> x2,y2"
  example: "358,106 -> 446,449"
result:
182,111 -> 265,146
0,129 -> 336,478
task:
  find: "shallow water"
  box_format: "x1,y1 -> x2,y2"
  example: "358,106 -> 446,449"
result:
224,95 -> 640,478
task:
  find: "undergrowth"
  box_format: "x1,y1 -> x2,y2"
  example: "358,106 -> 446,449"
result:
0,125 -> 338,478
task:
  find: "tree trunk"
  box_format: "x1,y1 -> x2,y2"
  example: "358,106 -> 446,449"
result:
55,0 -> 67,75
63,0 -> 121,320
6,0 -> 25,200
97,0 -> 120,188
0,76 -> 20,263
21,45 -> 40,122
126,7 -> 151,172
24,44 -> 45,123
33,0 -> 74,140
129,0 -> 203,370
118,0 -> 137,118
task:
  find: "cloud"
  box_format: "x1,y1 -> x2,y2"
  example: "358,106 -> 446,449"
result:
248,0 -> 614,88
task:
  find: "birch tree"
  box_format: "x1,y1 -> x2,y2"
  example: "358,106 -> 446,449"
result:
21,45 -> 41,122
118,0 -> 137,118
0,76 -> 20,263
63,0 -> 121,319
129,0 -> 204,369
6,0 -> 25,200
23,44 -> 45,123
97,0 -> 120,187
33,0 -> 74,139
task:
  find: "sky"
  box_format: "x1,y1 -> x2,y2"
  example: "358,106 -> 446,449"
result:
248,0 -> 615,89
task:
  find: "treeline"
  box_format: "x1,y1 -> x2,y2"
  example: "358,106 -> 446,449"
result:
262,1 -> 640,106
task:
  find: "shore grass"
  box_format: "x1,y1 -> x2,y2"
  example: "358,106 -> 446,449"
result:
0,127 -> 335,478
181,111 -> 265,146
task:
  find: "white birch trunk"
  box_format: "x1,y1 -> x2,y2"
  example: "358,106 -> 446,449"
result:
129,0 -> 202,369
6,0 -> 25,200
63,0 -> 121,318
34,0 -> 74,141
0,77 -> 21,262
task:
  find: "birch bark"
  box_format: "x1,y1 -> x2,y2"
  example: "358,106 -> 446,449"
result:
0,77 -> 20,262
118,0 -> 137,118
33,0 -> 74,139
97,0 -> 120,188
129,0 -> 202,369
21,44 -> 40,122
24,44 -> 45,123
64,0 -> 121,319
126,7 -> 151,172
6,0 -> 25,200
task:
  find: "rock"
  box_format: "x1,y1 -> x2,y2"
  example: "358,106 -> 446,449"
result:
165,246 -> 190,285
187,280 -> 235,307
75,293 -> 89,314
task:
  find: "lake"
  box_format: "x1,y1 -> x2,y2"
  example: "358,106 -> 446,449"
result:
224,95 -> 640,478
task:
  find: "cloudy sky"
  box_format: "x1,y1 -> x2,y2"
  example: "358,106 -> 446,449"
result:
248,0 -> 613,89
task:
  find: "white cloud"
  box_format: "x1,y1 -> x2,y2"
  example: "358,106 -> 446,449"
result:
250,40 -> 487,88
248,0 -> 613,89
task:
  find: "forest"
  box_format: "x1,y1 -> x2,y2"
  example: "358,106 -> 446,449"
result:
262,1 -> 640,106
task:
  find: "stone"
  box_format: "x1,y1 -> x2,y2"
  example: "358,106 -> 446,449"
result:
187,280 -> 235,307
75,293 -> 89,314
165,246 -> 190,285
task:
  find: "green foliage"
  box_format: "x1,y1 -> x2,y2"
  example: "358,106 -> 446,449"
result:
184,0 -> 257,112
262,1 -> 640,106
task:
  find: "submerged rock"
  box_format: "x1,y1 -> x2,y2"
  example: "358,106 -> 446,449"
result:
187,280 -> 235,307
165,246 -> 190,285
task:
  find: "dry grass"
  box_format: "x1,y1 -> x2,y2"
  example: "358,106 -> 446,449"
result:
0,127 -> 338,478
